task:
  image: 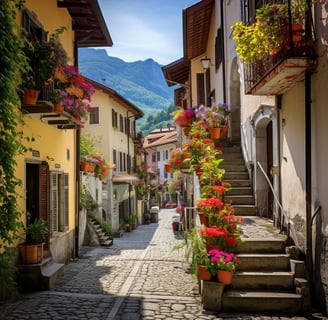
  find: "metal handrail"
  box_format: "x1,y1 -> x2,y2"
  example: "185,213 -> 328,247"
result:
257,161 -> 300,248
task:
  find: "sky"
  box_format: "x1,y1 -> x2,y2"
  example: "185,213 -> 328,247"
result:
98,0 -> 199,66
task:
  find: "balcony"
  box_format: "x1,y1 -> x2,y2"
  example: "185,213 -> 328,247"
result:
241,1 -> 317,95
21,83 -> 81,130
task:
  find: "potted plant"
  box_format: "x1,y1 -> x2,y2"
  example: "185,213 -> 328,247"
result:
208,249 -> 240,284
19,217 -> 48,264
171,108 -> 195,127
21,27 -> 68,104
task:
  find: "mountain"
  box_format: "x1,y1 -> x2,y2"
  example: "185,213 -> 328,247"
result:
78,48 -> 176,132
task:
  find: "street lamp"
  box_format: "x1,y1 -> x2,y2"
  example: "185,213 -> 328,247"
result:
201,57 -> 211,106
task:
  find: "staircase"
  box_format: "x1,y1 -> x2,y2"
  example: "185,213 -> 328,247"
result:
204,144 -> 311,315
89,217 -> 113,246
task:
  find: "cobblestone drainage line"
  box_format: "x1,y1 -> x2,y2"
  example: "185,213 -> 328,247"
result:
106,225 -> 161,320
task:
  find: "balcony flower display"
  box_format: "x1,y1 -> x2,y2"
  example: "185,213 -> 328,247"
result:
54,65 -> 95,124
172,108 -> 195,126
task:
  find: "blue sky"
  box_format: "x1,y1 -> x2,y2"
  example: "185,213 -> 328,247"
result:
98,0 -> 199,65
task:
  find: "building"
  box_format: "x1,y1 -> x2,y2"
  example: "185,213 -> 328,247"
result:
82,79 -> 144,232
163,0 -> 328,315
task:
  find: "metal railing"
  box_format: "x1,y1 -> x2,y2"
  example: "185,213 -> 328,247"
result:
257,161 -> 300,248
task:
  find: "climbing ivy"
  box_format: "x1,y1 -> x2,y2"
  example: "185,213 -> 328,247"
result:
0,0 -> 29,298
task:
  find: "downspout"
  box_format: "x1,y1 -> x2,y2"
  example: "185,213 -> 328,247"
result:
74,44 -> 80,258
305,70 -> 313,286
220,0 -> 227,103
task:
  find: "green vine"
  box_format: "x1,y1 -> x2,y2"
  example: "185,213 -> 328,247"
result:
0,0 -> 29,298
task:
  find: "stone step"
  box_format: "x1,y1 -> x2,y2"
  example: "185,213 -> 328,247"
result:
237,253 -> 290,271
225,179 -> 250,187
232,271 -> 295,290
235,239 -> 286,254
222,164 -> 247,172
232,205 -> 257,216
41,262 -> 65,289
222,290 -> 302,314
226,194 -> 255,205
100,239 -> 113,246
226,187 -> 252,195
224,172 -> 249,180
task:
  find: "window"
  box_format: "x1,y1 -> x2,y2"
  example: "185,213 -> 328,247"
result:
89,107 -> 99,124
22,9 -> 46,43
152,153 -> 156,163
112,109 -> 118,128
113,149 -> 117,171
50,172 -> 69,233
215,28 -> 223,69
157,151 -> 160,162
119,114 -> 124,132
197,73 -> 205,106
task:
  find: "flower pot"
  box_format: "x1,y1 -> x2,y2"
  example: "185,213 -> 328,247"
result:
23,89 -> 40,105
164,163 -> 172,173
80,162 -> 89,172
102,167 -> 109,177
183,127 -> 191,136
220,125 -> 228,138
209,127 -> 221,139
88,163 -> 95,173
198,212 -> 208,226
19,243 -> 44,264
217,270 -> 233,284
54,103 -> 64,113
198,265 -> 212,281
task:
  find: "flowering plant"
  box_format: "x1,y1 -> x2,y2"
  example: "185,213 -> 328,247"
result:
196,198 -> 224,214
172,108 -> 195,126
208,249 -> 239,272
169,148 -> 190,170
54,65 -> 95,123
196,104 -> 224,128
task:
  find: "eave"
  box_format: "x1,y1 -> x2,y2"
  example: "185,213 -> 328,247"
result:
57,0 -> 113,47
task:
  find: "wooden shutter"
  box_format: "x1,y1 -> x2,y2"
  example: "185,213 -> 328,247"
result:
50,173 -> 58,232
59,173 -> 69,232
39,163 -> 49,222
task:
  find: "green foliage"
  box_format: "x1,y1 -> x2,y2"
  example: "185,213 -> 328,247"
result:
80,132 -> 99,156
0,249 -> 18,299
79,184 -> 98,212
0,0 -> 30,299
24,217 -> 48,244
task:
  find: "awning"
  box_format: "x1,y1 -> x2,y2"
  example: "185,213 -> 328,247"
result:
112,173 -> 139,184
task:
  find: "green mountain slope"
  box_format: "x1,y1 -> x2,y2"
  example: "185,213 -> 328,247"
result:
78,48 -> 176,133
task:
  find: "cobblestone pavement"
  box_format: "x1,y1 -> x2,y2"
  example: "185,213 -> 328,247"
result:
0,209 -> 314,320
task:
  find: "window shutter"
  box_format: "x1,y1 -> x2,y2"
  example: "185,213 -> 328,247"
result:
39,163 -> 49,222
58,173 -> 69,232
197,73 -> 205,106
50,173 -> 58,232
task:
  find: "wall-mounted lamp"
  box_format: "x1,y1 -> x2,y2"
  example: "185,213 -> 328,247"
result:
201,57 -> 211,70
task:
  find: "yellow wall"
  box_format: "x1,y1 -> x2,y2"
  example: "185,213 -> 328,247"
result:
16,116 -> 76,229
18,0 -> 74,61
14,1 -> 77,233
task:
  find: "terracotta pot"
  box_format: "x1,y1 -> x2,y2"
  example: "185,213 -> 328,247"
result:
217,270 -> 233,284
198,212 -> 208,226
220,125 -> 228,138
54,103 -> 64,113
209,127 -> 221,139
80,161 -> 89,172
102,167 -> 109,177
23,89 -> 40,105
88,164 -> 95,173
164,163 -> 172,173
19,243 -> 44,264
183,127 -> 191,136
198,265 -> 212,281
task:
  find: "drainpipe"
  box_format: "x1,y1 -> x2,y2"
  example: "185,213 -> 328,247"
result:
74,44 -> 80,258
305,70 -> 313,287
220,0 -> 227,103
